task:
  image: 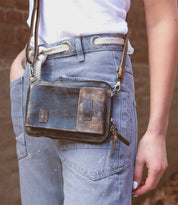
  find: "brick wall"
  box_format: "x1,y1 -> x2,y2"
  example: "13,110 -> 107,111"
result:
129,0 -> 148,64
0,0 -> 148,64
0,0 -> 29,58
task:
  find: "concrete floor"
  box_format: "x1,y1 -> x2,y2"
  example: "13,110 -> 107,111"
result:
0,58 -> 177,205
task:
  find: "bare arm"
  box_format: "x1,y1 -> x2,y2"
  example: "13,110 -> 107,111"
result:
133,0 -> 178,196
145,0 -> 178,135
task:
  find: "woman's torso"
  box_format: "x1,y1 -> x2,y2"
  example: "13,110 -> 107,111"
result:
27,0 -> 131,45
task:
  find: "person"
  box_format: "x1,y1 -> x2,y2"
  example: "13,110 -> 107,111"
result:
10,0 -> 178,204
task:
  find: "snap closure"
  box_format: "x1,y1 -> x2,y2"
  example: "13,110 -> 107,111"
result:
61,41 -> 72,54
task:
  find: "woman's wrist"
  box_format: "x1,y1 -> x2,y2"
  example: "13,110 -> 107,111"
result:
147,116 -> 168,138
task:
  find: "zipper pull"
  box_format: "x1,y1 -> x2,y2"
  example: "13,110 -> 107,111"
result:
109,118 -> 130,158
117,133 -> 130,146
109,118 -> 118,158
110,132 -> 118,158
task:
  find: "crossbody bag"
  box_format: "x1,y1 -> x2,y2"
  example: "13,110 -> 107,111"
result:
24,0 -> 130,157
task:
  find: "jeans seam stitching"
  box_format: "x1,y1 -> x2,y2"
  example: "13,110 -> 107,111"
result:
20,76 -> 28,160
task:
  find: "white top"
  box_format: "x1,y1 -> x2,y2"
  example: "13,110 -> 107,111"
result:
27,0 -> 131,45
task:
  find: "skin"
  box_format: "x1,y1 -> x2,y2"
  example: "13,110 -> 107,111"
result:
10,0 -> 178,196
10,48 -> 25,83
133,0 -> 178,196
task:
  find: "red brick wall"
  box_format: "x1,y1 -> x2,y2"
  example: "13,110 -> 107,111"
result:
0,0 -> 29,58
0,0 -> 148,64
129,0 -> 148,64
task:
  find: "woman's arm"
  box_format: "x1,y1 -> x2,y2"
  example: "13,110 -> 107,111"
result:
10,48 -> 26,83
133,0 -> 178,196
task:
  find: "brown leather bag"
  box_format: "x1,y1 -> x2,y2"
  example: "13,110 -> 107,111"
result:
25,78 -> 113,143
25,0 -> 130,157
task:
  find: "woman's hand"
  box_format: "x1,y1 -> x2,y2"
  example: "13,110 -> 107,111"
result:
10,48 -> 26,83
133,130 -> 168,196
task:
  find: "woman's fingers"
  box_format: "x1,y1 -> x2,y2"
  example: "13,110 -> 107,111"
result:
133,164 -> 165,195
132,131 -> 168,196
133,157 -> 145,191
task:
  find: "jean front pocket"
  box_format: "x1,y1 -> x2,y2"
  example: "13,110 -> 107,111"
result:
10,76 -> 27,160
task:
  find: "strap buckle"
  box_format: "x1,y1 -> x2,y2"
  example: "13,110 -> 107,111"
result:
113,80 -> 121,96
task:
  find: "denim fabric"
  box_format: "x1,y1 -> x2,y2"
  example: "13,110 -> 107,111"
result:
10,34 -> 137,205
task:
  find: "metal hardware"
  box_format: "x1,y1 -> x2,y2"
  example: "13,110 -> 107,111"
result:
113,80 -> 121,96
61,41 -> 72,54
109,117 -> 130,158
90,36 -> 103,49
109,118 -> 118,158
29,64 -> 34,77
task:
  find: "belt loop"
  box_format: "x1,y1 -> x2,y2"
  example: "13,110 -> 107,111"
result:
75,37 -> 85,62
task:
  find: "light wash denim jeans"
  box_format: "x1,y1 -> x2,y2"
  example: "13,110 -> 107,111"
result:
10,34 -> 137,205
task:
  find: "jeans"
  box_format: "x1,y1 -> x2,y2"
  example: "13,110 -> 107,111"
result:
10,34 -> 137,205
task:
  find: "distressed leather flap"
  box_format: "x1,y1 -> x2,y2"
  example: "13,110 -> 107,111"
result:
77,87 -> 106,134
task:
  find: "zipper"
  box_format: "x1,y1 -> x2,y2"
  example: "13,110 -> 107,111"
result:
109,118 -> 130,158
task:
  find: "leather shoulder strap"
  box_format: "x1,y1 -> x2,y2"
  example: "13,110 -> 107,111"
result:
118,34 -> 128,82
26,0 -> 41,66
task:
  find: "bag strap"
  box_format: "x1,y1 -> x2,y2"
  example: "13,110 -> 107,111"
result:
26,0 -> 128,90
26,0 -> 41,66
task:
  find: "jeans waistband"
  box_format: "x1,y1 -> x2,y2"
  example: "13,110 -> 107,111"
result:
30,34 -> 134,60
29,34 -> 134,75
